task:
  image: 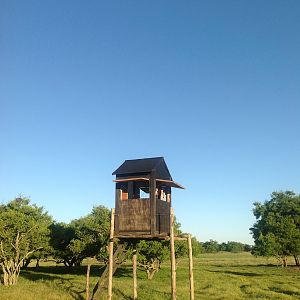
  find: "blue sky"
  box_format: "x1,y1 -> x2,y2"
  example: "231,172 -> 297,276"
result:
1,1 -> 299,244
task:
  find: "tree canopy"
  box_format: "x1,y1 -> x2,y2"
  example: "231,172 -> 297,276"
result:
250,191 -> 300,266
0,197 -> 52,285
51,205 -> 110,267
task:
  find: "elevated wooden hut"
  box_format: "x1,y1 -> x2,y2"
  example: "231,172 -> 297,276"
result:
92,157 -> 193,300
112,157 -> 184,238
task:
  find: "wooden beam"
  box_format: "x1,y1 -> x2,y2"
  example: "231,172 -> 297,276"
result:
156,179 -> 185,189
91,243 -> 126,300
113,177 -> 149,182
150,171 -> 156,234
86,264 -> 91,300
133,249 -> 137,300
128,181 -> 134,199
115,233 -> 168,239
170,208 -> 176,300
173,237 -> 188,241
187,234 -> 195,300
107,208 -> 115,300
110,208 -> 115,240
115,190 -> 121,236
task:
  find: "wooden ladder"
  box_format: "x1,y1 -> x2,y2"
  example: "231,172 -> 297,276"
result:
91,243 -> 126,300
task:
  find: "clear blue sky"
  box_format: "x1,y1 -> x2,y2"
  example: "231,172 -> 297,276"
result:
1,1 -> 299,244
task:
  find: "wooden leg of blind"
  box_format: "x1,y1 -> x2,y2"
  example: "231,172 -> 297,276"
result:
170,208 -> 176,300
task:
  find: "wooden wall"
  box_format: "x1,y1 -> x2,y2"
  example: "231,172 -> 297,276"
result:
156,199 -> 170,234
115,197 -> 170,236
117,198 -> 151,233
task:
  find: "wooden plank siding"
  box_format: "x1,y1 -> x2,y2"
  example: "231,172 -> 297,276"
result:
156,199 -> 170,235
115,198 -> 170,236
116,198 -> 151,233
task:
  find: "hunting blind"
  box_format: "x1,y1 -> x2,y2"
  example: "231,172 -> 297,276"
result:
91,157 -> 194,300
112,157 -> 184,238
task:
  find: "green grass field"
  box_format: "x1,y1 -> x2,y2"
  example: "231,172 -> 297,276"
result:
0,253 -> 299,300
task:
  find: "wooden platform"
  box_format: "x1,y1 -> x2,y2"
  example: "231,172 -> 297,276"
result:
114,232 -> 170,240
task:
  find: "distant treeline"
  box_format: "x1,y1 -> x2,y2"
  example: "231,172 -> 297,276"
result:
200,240 -> 252,253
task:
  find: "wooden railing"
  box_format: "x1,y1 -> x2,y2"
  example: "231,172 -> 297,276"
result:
116,198 -> 171,235
117,198 -> 151,232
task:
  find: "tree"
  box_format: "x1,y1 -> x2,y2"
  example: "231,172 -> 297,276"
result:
133,216 -> 202,280
50,222 -> 77,267
250,191 -> 300,267
0,197 -> 52,285
219,242 -> 227,252
225,241 -> 245,253
50,205 -> 110,267
243,244 -> 252,252
23,245 -> 52,268
136,240 -> 169,280
202,239 -> 219,253
191,236 -> 203,256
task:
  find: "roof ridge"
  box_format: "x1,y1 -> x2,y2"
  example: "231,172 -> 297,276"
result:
124,156 -> 164,162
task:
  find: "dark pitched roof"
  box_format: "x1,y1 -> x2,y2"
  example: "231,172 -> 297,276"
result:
112,157 -> 172,180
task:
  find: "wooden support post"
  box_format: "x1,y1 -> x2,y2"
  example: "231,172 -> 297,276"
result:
107,208 -> 115,300
187,234 -> 194,300
114,189 -> 121,236
150,171 -> 156,234
128,181 -> 134,199
86,264 -> 91,300
170,208 -> 176,300
133,249 -> 137,300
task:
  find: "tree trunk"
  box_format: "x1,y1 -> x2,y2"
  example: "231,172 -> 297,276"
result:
293,255 -> 299,267
144,259 -> 160,280
1,260 -> 21,286
282,256 -> 288,267
146,269 -> 157,280
23,259 -> 31,268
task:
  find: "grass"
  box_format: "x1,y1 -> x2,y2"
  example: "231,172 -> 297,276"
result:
0,252 -> 299,299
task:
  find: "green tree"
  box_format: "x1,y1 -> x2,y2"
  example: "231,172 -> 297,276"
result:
172,217 -> 188,259
250,191 -> 300,267
202,239 -> 219,253
133,216 -> 201,280
51,205 -> 110,267
136,240 -> 169,280
225,241 -> 245,253
191,236 -> 203,256
50,222 -> 77,267
0,197 -> 52,285
219,242 -> 227,251
243,244 -> 252,252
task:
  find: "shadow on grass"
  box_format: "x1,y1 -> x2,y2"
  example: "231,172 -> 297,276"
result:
21,265 -> 136,300
114,266 -> 132,278
22,265 -> 134,300
210,263 -> 278,268
208,269 -> 263,277
23,265 -> 105,276
269,287 -> 300,297
112,288 -> 132,300
21,267 -> 93,300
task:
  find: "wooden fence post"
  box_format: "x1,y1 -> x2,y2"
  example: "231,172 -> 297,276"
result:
86,264 -> 91,300
170,208 -> 176,300
133,249 -> 137,300
187,234 -> 194,300
107,208 -> 115,300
